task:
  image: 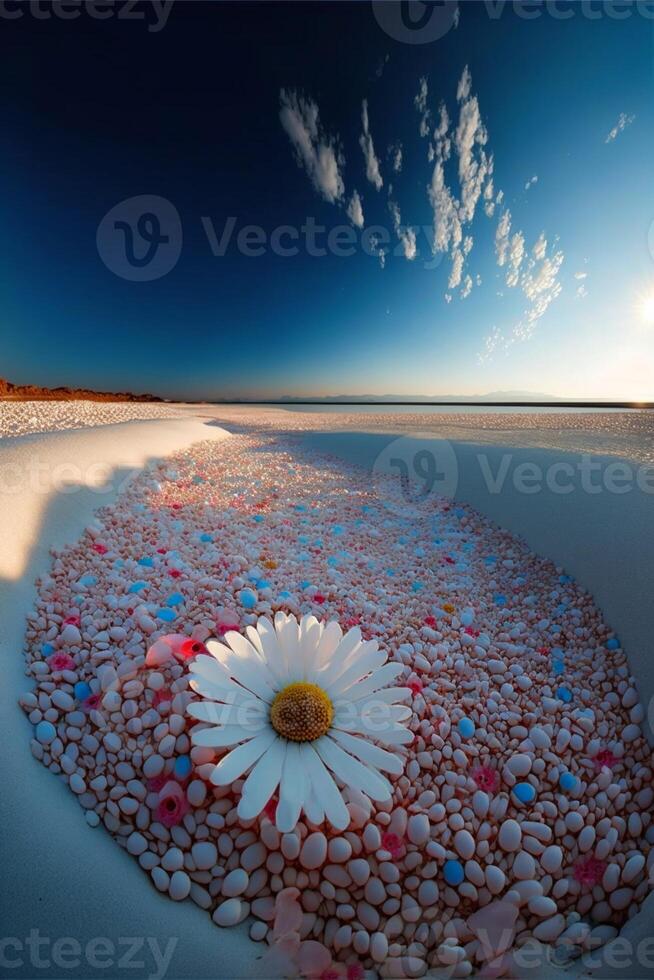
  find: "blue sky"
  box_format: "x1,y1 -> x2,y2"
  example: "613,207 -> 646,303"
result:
1,1 -> 653,399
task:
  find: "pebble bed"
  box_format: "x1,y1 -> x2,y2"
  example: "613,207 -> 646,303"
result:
21,432 -> 654,977
0,400 -> 186,439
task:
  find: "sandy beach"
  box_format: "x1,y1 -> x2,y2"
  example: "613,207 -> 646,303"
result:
2,404 -> 653,979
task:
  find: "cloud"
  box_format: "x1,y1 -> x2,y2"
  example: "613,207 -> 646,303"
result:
576,283 -> 588,299
457,65 -> 472,102
605,112 -> 635,143
460,274 -> 473,299
360,100 -> 383,191
415,77 -> 431,138
495,209 -> 512,266
524,175 -> 538,191
448,248 -> 464,289
481,229 -> 565,360
389,199 -> 417,260
455,87 -> 490,222
279,89 -> 345,204
428,67 -> 496,293
389,142 -> 403,173
506,232 -> 525,287
429,157 -> 462,256
574,271 -> 588,280
375,53 -> 390,79
532,232 -> 547,261
346,189 -> 364,228
370,234 -> 387,268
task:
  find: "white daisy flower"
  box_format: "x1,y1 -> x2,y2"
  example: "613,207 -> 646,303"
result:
186,612 -> 411,832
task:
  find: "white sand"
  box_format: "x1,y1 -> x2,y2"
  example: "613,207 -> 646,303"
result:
2,415 -> 652,978
0,418 -> 270,979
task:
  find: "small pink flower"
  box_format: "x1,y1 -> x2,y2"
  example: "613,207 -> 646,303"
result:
47,652 -> 75,672
594,748 -> 619,771
574,857 -> 607,887
346,965 -> 364,980
179,638 -> 208,660
168,568 -> 182,579
408,679 -> 423,696
156,780 -> 189,827
472,765 -> 499,793
64,615 -> 80,626
313,593 -> 326,605
82,693 -> 102,712
381,831 -> 405,859
92,543 -> 108,554
320,970 -> 342,980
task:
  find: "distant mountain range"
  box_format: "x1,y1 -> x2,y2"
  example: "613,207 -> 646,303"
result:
227,390 -> 567,403
0,378 -> 162,402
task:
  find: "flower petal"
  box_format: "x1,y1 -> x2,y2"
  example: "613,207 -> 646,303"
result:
330,729 -> 405,776
210,730 -> 276,785
237,738 -> 286,820
315,626 -> 362,689
276,742 -> 307,833
315,736 -> 392,802
333,719 -> 414,745
315,620 -> 343,670
223,630 -> 279,690
191,725 -> 256,748
342,661 -> 405,701
256,616 -> 286,685
325,642 -> 387,698
302,744 -> 350,830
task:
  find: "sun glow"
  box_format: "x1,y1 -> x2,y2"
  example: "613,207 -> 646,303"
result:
637,291 -> 654,324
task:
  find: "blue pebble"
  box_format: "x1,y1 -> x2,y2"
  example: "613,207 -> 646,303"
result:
199,533 -> 213,543
239,588 -> 257,609
78,574 -> 97,587
458,717 -> 475,739
172,520 -> 184,532
74,681 -> 92,701
174,756 -> 192,779
41,643 -> 54,656
411,581 -> 423,592
156,608 -> 177,622
552,659 -> 565,676
606,637 -> 619,650
559,772 -> 577,792
166,592 -> 184,607
253,514 -> 264,523
256,579 -> 271,590
36,720 -> 56,744
443,860 -> 464,887
493,594 -> 507,606
332,525 -> 344,535
294,504 -> 307,512
129,581 -> 148,594
278,590 -> 292,600
138,556 -> 154,567
513,782 -> 536,804
556,685 -> 573,703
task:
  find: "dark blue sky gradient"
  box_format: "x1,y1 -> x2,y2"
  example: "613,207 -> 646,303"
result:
1,2 -> 652,399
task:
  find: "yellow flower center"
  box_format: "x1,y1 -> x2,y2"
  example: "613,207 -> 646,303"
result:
270,682 -> 333,742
